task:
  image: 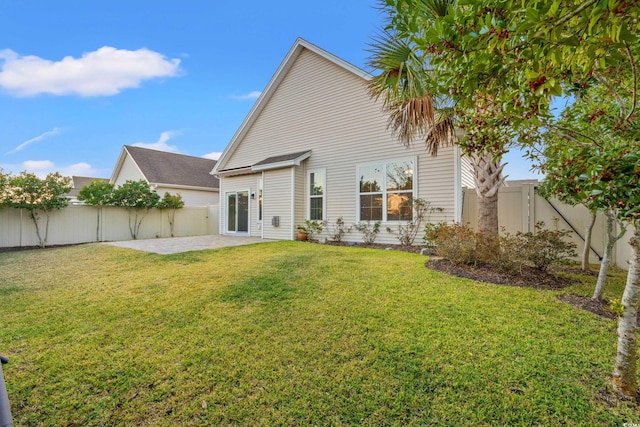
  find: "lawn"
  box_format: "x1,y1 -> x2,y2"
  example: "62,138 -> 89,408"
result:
0,241 -> 637,426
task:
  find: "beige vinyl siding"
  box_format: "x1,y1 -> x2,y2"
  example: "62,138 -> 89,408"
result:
460,154 -> 475,189
113,154 -> 145,186
219,173 -> 261,237
294,164 -> 306,231
262,168 -> 294,240
155,187 -> 218,207
220,46 -> 459,245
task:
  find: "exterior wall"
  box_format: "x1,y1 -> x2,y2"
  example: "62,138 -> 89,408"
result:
112,154 -> 144,186
460,154 -> 475,189
262,168 -> 294,240
0,205 -> 217,248
294,164 -> 307,233
156,186 -> 219,207
219,48 -> 460,245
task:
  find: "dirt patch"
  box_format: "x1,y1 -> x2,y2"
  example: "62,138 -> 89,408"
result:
426,258 -> 573,290
558,295 -> 617,320
0,243 -> 85,253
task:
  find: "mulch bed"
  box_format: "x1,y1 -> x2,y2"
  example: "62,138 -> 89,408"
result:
425,257 -> 624,321
426,257 -> 573,290
322,240 -> 424,254
557,295 -> 618,320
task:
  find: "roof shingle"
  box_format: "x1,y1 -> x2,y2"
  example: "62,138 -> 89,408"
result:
125,145 -> 219,189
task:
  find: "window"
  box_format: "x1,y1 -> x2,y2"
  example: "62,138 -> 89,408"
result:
257,177 -> 263,221
358,159 -> 414,222
308,169 -> 325,220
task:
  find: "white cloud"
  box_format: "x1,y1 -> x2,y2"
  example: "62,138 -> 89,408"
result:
0,160 -> 102,178
229,91 -> 261,100
202,151 -> 222,160
60,162 -> 97,177
23,160 -> 54,171
132,130 -> 181,152
6,127 -> 62,155
0,47 -> 181,97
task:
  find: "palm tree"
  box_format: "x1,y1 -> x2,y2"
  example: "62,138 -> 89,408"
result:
367,1 -> 507,237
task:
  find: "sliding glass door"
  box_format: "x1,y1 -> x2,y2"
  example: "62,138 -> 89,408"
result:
227,191 -> 249,233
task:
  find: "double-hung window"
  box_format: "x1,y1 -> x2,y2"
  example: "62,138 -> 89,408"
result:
308,169 -> 325,220
358,158 -> 414,222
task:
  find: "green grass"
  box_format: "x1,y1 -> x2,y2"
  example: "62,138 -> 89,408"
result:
0,241 -> 636,426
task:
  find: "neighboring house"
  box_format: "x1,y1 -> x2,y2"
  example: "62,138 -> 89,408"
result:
67,176 -> 109,204
211,38 -> 474,244
111,145 -> 219,206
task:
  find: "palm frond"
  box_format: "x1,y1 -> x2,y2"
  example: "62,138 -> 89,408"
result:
368,29 -> 456,153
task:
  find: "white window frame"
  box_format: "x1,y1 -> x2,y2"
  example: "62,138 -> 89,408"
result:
308,168 -> 326,221
356,157 -> 417,223
225,189 -> 251,235
257,176 -> 263,222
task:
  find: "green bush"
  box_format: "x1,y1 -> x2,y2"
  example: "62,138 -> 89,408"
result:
516,222 -> 577,271
426,222 -> 577,273
330,217 -> 351,242
426,223 -> 480,266
354,221 -> 381,245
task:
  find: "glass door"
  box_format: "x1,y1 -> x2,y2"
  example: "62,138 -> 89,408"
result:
227,191 -> 249,233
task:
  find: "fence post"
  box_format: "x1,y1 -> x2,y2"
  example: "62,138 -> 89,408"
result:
0,355 -> 13,427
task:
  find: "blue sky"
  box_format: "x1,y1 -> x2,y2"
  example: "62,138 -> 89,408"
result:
0,1 -> 539,180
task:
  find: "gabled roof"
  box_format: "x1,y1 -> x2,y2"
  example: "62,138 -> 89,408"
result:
211,38 -> 371,175
112,145 -> 219,190
67,176 -> 109,198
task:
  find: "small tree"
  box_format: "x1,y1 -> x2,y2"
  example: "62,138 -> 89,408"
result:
593,208 -> 627,300
329,217 -> 351,242
77,180 -> 114,242
110,180 -> 160,239
386,198 -> 441,246
0,169 -> 8,206
354,221 -> 381,245
5,172 -> 71,248
157,192 -> 184,237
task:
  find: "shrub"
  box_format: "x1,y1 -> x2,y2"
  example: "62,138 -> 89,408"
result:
330,217 -> 351,242
354,221 -> 381,245
517,222 -> 577,271
386,198 -> 442,246
426,223 -> 480,266
426,222 -> 576,272
297,220 -> 326,242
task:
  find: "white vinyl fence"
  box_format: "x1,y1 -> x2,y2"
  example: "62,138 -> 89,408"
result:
462,184 -> 634,270
0,204 -> 219,248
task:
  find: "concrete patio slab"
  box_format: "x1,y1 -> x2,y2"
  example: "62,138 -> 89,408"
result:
103,235 -> 272,254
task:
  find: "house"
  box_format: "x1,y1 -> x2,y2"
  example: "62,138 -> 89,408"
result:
211,38 -> 474,244
111,145 -> 219,206
67,176 -> 109,203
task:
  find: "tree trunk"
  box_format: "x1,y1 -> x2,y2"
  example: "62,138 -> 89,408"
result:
128,210 -> 137,239
29,210 -> 45,248
477,193 -> 499,236
582,210 -> 597,271
613,228 -> 640,400
169,209 -> 176,237
96,207 -> 101,242
593,209 -> 626,300
471,152 -> 505,237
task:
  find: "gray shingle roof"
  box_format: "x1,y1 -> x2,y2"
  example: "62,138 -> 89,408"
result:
68,176 -> 109,198
252,150 -> 311,167
125,145 -> 219,189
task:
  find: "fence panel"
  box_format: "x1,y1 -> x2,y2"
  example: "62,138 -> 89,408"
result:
462,184 -> 633,269
0,204 -> 219,248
